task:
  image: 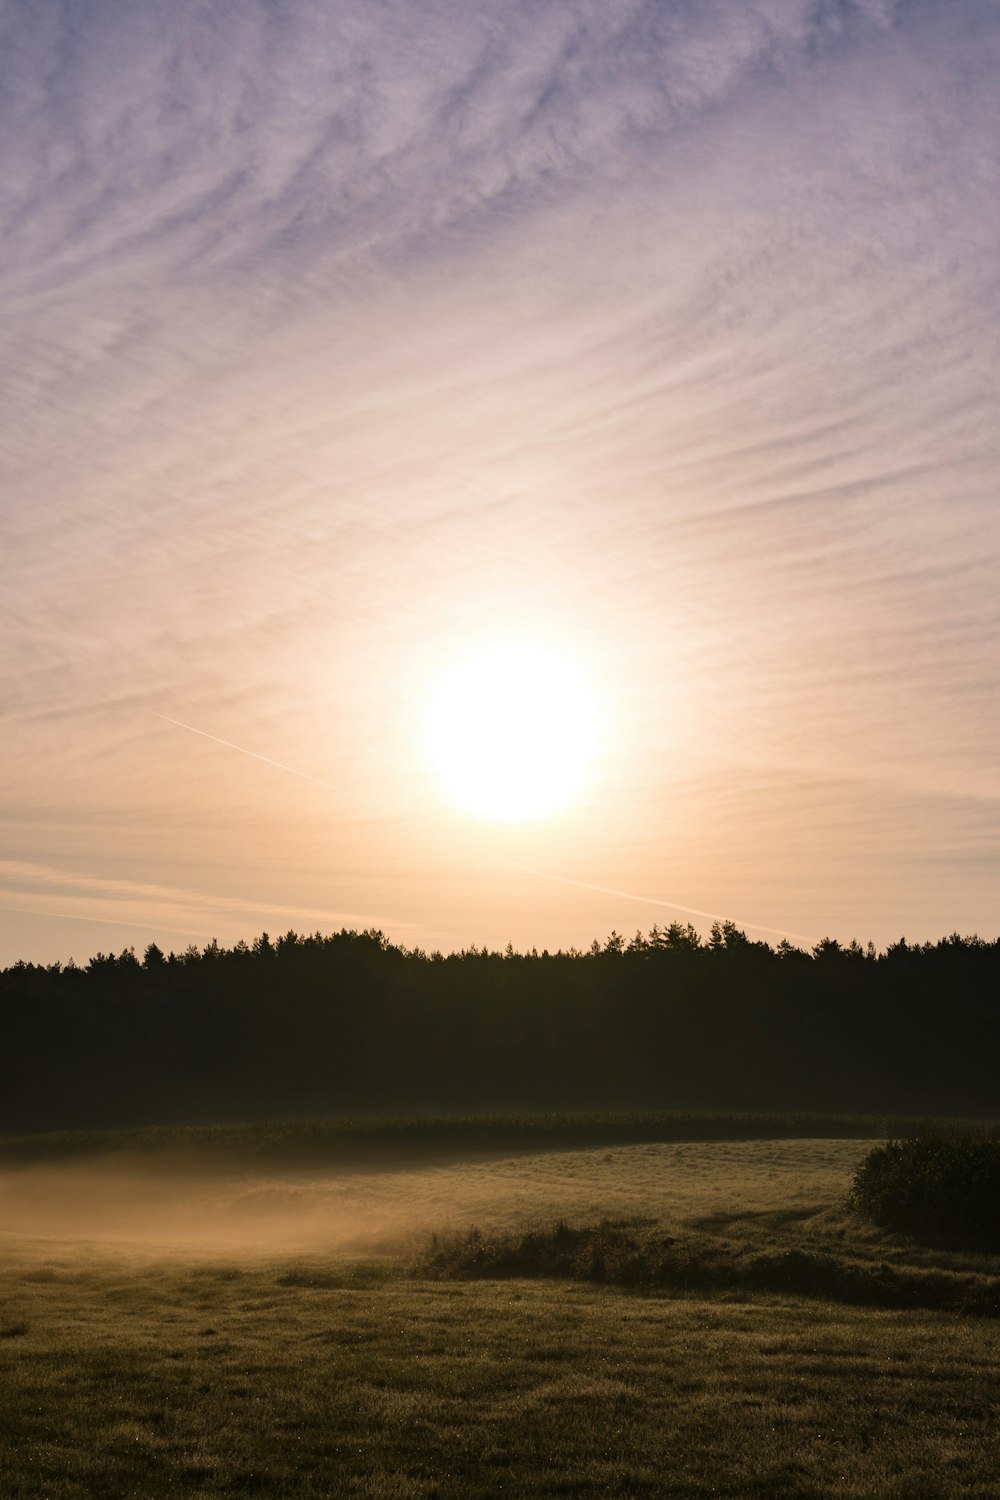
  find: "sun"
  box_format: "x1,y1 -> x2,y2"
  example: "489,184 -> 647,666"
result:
425,640 -> 602,822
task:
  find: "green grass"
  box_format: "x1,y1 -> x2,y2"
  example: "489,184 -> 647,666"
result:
3,1253 -> 1000,1498
2,1109 -> 995,1169
4,1125 -> 1000,1496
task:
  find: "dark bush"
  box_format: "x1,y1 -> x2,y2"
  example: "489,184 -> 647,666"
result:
851,1136 -> 1000,1247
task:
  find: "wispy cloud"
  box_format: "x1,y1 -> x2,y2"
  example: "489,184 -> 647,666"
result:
0,859 -> 402,945
1,0 -> 998,959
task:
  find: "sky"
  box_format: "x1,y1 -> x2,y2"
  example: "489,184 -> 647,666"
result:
2,0 -> 999,965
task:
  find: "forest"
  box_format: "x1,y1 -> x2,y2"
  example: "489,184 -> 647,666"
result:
2,923 -> 997,1131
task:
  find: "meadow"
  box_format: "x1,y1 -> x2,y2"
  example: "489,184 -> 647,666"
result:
2,1114 -> 1000,1497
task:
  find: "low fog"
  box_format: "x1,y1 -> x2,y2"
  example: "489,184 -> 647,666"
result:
0,1140 -> 874,1261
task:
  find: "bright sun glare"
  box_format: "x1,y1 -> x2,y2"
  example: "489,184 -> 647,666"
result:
426,641 -> 601,823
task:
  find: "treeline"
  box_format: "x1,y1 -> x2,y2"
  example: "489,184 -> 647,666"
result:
2,923 -> 998,1130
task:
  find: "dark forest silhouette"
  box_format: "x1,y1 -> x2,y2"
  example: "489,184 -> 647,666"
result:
3,923 -> 997,1131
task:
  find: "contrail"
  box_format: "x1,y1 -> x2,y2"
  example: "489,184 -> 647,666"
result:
149,711 -> 361,802
0,901 -> 216,942
508,865 -> 818,947
150,710 -> 817,948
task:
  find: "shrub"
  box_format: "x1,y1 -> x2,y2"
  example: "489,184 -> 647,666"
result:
851,1136 -> 1000,1247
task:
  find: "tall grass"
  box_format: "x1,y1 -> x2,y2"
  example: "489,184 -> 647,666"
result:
415,1216 -> 1000,1316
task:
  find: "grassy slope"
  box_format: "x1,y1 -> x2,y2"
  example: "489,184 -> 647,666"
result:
1,1109 -> 994,1169
4,1122 -> 1000,1497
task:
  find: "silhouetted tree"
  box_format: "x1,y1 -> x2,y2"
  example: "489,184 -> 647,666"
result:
1,924 -> 998,1129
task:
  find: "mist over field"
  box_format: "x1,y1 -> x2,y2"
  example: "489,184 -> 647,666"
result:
0,1137 -> 876,1256
5,1109 -> 1000,1496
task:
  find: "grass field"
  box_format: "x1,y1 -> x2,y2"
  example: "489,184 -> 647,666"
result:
2,1111 -> 986,1170
2,1115 -> 1000,1497
0,1134 -> 888,1249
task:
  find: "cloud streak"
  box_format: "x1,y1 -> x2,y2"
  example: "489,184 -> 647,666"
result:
1,0 -> 998,960
0,858 -> 402,947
